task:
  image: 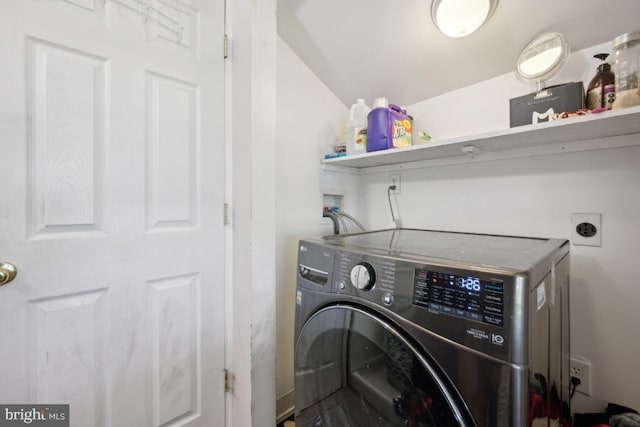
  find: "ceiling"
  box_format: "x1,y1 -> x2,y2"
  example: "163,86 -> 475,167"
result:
277,0 -> 640,107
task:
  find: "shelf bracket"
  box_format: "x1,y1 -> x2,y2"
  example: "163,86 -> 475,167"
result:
462,144 -> 482,159
320,163 -> 360,175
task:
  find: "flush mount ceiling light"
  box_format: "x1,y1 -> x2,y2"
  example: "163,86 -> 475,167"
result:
431,0 -> 498,38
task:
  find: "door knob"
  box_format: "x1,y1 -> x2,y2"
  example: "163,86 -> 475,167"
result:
0,262 -> 17,286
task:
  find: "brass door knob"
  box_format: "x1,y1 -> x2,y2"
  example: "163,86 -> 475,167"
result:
0,262 -> 17,286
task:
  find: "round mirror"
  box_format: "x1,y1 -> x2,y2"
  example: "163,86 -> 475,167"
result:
516,32 -> 569,90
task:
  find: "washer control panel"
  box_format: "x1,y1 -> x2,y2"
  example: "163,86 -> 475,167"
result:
336,250 -> 397,303
412,269 -> 504,327
333,250 -> 512,332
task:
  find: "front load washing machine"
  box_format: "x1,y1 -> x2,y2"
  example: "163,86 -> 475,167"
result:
294,228 -> 570,427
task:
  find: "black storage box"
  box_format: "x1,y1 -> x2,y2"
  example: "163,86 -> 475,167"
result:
509,82 -> 585,128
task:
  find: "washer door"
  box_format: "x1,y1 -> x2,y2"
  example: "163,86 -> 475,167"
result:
295,305 -> 474,427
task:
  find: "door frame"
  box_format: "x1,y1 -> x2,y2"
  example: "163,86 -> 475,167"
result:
225,0 -> 278,426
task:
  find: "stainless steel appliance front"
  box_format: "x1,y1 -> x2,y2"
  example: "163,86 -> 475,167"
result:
294,229 -> 570,427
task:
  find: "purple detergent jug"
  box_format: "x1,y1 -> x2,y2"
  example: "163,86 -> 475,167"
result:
366,101 -> 412,152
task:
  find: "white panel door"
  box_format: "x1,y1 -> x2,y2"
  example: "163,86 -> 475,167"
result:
0,1 -> 226,426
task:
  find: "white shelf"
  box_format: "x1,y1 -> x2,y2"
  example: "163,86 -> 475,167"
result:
321,105 -> 640,173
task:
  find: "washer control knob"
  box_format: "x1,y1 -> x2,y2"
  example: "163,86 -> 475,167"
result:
382,293 -> 394,306
337,280 -> 347,291
350,262 -> 376,291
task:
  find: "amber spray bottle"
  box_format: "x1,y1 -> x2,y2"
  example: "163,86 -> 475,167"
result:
586,53 -> 616,110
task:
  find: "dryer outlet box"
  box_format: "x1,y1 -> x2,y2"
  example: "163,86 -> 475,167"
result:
571,213 -> 601,247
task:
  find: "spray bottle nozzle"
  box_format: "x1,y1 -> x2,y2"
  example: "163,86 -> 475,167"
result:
594,53 -> 609,62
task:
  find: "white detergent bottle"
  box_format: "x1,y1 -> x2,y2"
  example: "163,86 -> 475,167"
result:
346,99 -> 371,156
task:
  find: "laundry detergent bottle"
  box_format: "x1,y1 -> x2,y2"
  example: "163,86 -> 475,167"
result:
366,98 -> 412,152
366,97 -> 390,152
346,99 -> 371,156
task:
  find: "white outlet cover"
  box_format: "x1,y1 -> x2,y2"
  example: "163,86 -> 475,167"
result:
570,355 -> 593,396
571,213 -> 602,247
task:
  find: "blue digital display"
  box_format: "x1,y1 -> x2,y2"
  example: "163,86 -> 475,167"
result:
458,276 -> 481,292
412,269 -> 504,327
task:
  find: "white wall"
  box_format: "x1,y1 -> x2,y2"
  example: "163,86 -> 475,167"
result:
361,42 -> 640,414
275,37 -> 360,421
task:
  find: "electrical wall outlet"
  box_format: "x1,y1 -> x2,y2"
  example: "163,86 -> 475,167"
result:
570,356 -> 592,396
571,213 -> 602,246
389,173 -> 401,194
